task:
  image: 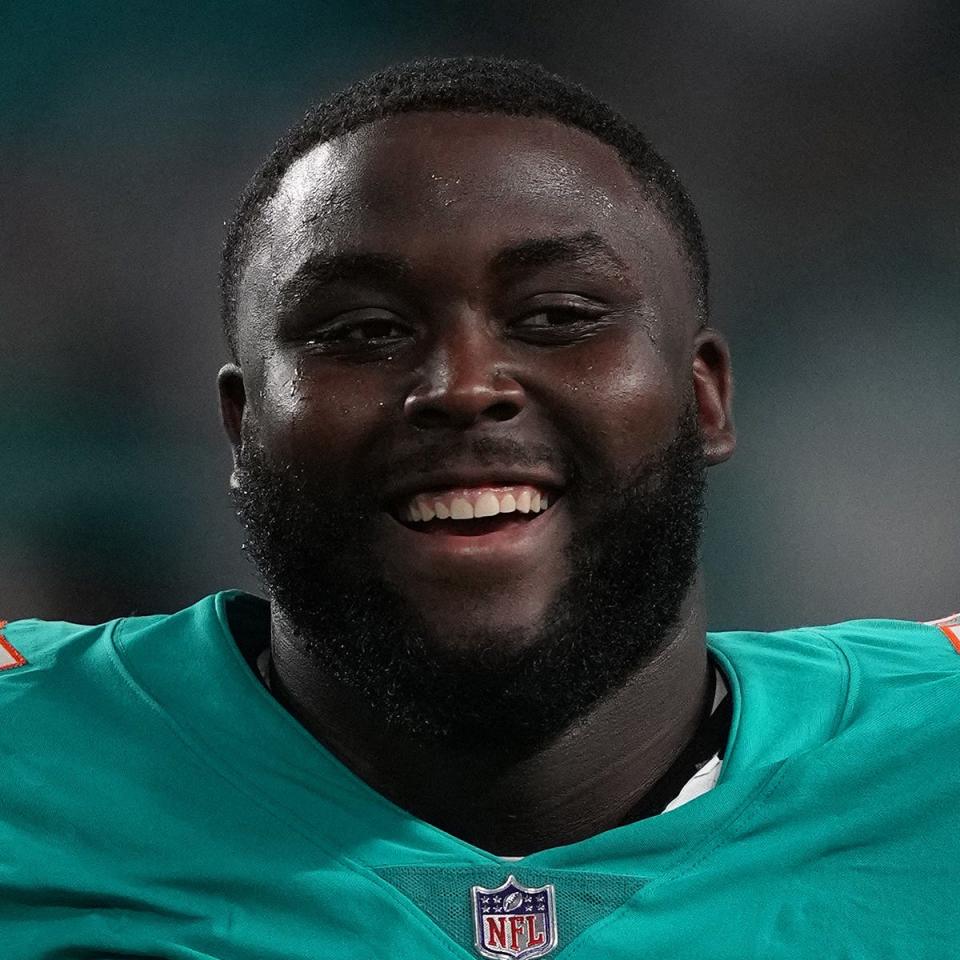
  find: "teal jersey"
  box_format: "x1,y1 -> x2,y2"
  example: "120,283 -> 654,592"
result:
1,592 -> 959,959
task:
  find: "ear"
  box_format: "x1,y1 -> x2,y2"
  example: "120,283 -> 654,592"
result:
217,363 -> 246,482
691,328 -> 735,465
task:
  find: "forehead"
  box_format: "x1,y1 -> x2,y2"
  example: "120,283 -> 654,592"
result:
238,112 -> 691,330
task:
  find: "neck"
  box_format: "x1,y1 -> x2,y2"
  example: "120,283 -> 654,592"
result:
268,582 -> 711,856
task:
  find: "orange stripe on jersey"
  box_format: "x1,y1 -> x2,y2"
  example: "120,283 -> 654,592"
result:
0,620 -> 27,671
925,612 -> 960,627
939,624 -> 960,655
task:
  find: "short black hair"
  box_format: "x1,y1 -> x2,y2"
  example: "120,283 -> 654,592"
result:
220,56 -> 709,357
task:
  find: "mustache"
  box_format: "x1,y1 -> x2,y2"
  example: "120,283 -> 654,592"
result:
375,435 -> 567,481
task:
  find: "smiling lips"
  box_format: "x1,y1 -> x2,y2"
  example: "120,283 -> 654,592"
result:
400,485 -> 553,524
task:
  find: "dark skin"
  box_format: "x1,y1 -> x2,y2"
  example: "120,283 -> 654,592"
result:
219,112 -> 735,855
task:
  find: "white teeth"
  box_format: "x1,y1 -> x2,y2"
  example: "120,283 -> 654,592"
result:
450,498 -> 474,520
401,486 -> 554,523
475,492 -> 500,518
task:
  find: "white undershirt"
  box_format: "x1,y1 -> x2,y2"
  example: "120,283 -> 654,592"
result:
661,666 -> 727,812
661,751 -> 723,812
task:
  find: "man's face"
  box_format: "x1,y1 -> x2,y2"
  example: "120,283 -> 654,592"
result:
221,112 -> 734,741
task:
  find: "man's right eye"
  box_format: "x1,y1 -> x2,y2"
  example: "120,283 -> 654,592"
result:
337,320 -> 408,342
304,312 -> 412,350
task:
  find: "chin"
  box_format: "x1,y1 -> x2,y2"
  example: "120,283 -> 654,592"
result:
406,594 -> 552,659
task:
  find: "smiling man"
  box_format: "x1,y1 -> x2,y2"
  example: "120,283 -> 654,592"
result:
2,58 -> 959,960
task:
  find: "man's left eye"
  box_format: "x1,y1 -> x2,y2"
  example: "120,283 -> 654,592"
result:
511,304 -> 609,340
340,320 -> 408,342
516,309 -> 590,327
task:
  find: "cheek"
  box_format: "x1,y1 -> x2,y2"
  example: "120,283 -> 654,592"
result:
550,333 -> 680,473
252,354 -> 395,468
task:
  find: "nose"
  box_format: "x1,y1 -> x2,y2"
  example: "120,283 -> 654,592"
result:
403,325 -> 526,430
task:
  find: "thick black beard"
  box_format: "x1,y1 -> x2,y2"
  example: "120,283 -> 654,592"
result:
233,408 -> 706,752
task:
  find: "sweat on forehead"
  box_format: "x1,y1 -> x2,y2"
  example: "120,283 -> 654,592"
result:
254,113 -> 662,271
219,56 -> 709,358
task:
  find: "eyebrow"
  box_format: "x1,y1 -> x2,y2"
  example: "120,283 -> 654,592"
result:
276,230 -> 627,311
277,251 -> 411,310
492,231 -> 628,274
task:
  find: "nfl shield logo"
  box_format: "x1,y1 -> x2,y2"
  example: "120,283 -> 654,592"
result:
471,875 -> 558,959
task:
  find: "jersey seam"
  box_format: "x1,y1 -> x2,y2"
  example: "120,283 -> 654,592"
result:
807,628 -> 858,735
109,613 -> 476,960
704,644 -> 743,787
557,759 -> 788,959
560,629 -> 853,958
607,630 -> 878,956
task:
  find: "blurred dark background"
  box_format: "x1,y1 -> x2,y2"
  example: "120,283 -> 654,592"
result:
2,0 -> 957,630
